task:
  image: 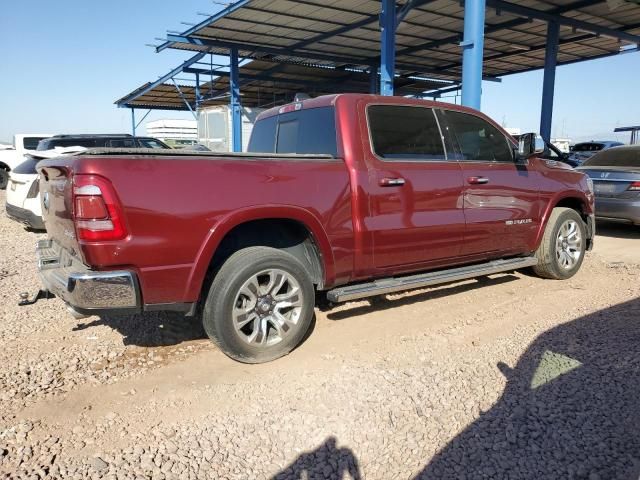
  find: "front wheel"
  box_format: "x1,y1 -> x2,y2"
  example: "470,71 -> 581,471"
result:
202,246 -> 315,363
532,207 -> 587,280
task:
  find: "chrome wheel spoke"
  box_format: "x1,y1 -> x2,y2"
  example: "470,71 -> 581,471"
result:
232,268 -> 304,347
555,219 -> 583,270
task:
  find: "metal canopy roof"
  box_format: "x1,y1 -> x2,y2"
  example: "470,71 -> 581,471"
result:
115,59 -> 454,110
159,0 -> 640,81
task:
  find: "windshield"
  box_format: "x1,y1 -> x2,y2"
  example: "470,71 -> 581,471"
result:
573,143 -> 604,152
582,148 -> 640,167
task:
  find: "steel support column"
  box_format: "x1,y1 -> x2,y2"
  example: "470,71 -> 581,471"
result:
131,109 -> 136,136
230,47 -> 242,152
460,0 -> 486,109
540,20 -> 560,143
369,66 -> 378,94
195,72 -> 201,110
379,0 -> 396,96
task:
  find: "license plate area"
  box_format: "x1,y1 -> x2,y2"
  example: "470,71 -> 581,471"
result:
594,182 -> 617,194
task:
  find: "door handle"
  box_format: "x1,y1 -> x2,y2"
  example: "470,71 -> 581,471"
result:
467,176 -> 490,185
379,177 -> 406,187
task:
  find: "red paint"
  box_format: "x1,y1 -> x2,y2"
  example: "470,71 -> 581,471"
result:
38,94 -> 594,307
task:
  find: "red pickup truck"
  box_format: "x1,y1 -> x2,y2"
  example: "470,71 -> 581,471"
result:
32,94 -> 595,363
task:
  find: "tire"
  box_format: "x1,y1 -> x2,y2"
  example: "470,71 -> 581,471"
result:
532,207 -> 587,280
0,169 -> 8,190
202,246 -> 315,363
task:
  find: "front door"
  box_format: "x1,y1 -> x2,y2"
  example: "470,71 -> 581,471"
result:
363,104 -> 467,271
436,109 -> 541,256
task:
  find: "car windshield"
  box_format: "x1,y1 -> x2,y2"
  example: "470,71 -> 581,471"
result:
582,148 -> 640,167
573,143 -> 604,152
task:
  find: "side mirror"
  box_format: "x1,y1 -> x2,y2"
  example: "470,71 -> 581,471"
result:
516,133 -> 545,161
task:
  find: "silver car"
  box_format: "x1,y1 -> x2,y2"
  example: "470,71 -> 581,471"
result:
578,146 -> 640,225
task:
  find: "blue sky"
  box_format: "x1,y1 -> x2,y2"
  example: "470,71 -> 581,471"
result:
1,1 -> 639,144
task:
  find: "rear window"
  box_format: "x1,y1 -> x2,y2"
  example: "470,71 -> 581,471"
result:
137,138 -> 169,149
582,148 -> 640,167
23,137 -> 46,150
13,157 -> 39,174
573,143 -> 604,152
248,106 -> 337,157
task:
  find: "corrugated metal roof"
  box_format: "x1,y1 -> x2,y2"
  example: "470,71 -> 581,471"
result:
160,0 -> 640,80
116,59 -> 455,110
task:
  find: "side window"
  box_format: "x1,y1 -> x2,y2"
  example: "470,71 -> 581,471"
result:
23,137 -> 44,150
107,139 -> 135,148
442,110 -> 513,163
368,105 -> 445,161
138,139 -> 167,149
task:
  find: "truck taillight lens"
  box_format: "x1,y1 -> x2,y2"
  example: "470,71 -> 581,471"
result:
26,178 -> 40,199
73,175 -> 127,241
628,181 -> 640,191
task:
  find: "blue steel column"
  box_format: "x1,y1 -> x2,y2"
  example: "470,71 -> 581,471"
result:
540,21 -> 560,143
369,65 -> 378,94
230,47 -> 242,152
131,109 -> 136,136
195,72 -> 201,110
379,0 -> 396,96
460,0 -> 486,109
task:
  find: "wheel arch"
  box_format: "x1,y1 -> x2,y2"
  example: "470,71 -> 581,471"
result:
184,205 -> 335,302
534,192 -> 593,250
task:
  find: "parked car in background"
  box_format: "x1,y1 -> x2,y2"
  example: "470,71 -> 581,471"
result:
568,140 -> 624,166
37,134 -> 171,150
578,145 -> 640,225
32,94 -> 594,363
5,134 -> 170,230
0,134 -> 53,189
6,147 -> 86,230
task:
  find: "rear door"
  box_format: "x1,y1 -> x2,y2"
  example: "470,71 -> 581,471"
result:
363,104 -> 466,270
437,109 -> 541,256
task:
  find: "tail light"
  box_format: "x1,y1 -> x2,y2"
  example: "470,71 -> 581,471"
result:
628,181 -> 640,191
72,174 -> 127,241
26,178 -> 40,199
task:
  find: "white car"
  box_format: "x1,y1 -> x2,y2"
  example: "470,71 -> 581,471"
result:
5,147 -> 86,230
0,134 -> 53,189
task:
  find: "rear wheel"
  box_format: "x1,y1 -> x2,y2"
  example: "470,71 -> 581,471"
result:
0,169 -> 8,190
533,207 -> 586,280
203,246 -> 315,363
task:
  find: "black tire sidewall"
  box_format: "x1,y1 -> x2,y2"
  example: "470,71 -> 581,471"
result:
203,249 -> 315,363
0,170 -> 8,190
546,210 -> 587,279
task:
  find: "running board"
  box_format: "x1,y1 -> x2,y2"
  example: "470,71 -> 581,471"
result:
326,256 -> 538,303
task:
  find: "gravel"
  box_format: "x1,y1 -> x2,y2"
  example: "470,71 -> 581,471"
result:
1,190 -> 639,479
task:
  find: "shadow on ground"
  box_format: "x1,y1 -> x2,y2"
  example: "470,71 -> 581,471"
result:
596,221 -> 640,239
272,297 -> 640,479
323,274 -> 519,321
73,311 -> 207,347
415,296 -> 640,479
271,437 -> 361,480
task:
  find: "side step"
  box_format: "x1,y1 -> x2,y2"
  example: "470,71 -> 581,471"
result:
326,256 -> 538,303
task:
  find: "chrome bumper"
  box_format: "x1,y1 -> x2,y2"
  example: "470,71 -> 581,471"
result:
36,239 -> 140,315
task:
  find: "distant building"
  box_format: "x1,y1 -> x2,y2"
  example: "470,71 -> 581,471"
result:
145,119 -> 197,148
551,138 -> 572,153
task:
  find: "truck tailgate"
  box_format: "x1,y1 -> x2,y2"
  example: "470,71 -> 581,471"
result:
38,159 -> 79,255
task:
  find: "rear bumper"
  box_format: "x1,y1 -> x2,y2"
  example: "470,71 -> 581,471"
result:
36,239 -> 141,316
595,197 -> 640,225
6,203 -> 45,230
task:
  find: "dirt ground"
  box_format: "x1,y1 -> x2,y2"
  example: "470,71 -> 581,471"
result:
1,189 -> 639,479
